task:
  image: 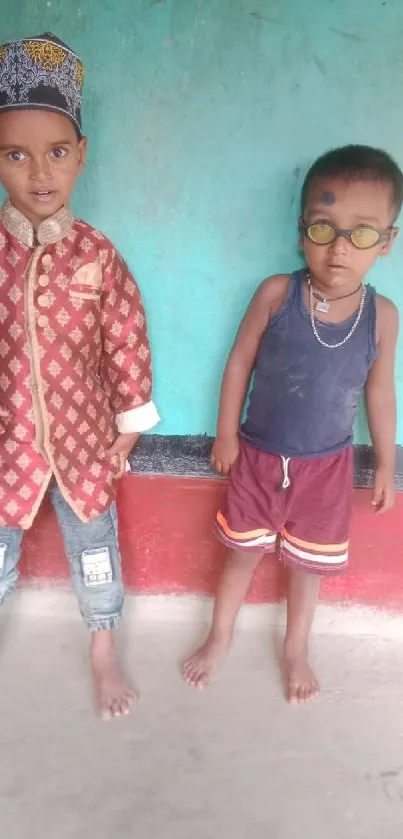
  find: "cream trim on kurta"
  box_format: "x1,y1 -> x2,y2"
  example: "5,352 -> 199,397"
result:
25,246 -> 89,523
115,400 -> 160,433
0,200 -> 74,247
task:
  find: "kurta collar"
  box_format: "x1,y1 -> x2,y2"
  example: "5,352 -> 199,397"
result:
0,200 -> 75,247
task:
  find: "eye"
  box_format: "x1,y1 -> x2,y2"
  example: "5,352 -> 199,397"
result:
307,222 -> 336,245
7,150 -> 26,162
350,226 -> 380,249
50,147 -> 68,160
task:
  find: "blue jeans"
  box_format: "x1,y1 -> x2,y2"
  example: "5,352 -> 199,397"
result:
0,481 -> 124,631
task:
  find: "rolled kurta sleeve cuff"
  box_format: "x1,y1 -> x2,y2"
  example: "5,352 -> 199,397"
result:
115,401 -> 160,434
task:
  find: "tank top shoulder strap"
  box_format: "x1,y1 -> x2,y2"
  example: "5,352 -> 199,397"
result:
270,270 -> 302,326
365,283 -> 377,360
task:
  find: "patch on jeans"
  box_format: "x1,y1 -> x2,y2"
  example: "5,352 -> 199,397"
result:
81,547 -> 113,587
0,544 -> 5,577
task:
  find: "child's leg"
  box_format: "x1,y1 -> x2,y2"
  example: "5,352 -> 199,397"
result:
280,448 -> 352,703
0,527 -> 23,606
49,482 -> 133,720
283,567 -> 320,704
182,549 -> 263,688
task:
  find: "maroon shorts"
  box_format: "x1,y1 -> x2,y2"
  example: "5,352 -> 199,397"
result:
216,441 -> 353,575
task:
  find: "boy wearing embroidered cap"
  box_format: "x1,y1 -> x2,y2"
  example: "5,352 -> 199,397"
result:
183,145 -> 401,703
0,34 -> 159,719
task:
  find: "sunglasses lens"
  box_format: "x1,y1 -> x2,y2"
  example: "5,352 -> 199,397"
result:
307,223 -> 336,245
350,227 -> 380,249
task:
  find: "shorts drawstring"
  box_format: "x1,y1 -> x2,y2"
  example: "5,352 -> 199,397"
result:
280,456 -> 291,491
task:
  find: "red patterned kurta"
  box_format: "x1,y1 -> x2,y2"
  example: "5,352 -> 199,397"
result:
0,201 -> 159,529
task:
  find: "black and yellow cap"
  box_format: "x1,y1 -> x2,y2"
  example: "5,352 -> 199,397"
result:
0,33 -> 84,133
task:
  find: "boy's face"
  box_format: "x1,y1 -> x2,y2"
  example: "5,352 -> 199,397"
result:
0,110 -> 87,228
300,177 -> 398,289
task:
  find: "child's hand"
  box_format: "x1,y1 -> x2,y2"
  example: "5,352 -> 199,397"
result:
211,434 -> 239,475
372,467 -> 395,514
106,432 -> 141,477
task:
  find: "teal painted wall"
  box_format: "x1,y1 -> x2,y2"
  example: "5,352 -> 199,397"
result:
2,0 -> 403,441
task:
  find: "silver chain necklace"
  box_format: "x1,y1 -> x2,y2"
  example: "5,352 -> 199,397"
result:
308,279 -> 367,350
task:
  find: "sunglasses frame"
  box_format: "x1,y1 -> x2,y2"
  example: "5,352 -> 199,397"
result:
299,218 -> 394,250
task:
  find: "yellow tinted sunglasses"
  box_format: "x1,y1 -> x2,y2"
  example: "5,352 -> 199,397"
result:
299,219 -> 393,250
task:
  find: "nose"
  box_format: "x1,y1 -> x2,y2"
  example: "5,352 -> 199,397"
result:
29,154 -> 51,181
329,233 -> 349,255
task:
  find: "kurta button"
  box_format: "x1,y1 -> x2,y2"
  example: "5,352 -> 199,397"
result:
37,294 -> 48,307
37,314 -> 49,327
42,254 -> 53,271
38,275 -> 50,288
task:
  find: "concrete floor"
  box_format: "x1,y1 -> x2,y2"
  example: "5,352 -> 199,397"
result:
0,595 -> 403,838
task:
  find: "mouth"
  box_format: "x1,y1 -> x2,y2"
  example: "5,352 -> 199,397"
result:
31,190 -> 56,202
327,263 -> 349,271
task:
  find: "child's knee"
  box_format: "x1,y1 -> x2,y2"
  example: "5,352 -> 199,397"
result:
229,548 -> 264,568
71,545 -> 124,630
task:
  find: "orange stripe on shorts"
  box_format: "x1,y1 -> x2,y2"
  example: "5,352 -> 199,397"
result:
281,527 -> 349,555
216,511 -> 272,542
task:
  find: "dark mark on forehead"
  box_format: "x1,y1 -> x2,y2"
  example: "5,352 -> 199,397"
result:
319,191 -> 336,205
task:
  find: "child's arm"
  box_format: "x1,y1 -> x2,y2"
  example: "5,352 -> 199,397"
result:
365,295 -> 399,513
99,249 -> 159,471
212,275 -> 289,474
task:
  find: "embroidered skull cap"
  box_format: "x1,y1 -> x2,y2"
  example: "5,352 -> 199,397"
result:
0,32 -> 84,133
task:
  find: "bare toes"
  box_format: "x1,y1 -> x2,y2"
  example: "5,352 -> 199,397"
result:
283,655 -> 319,705
122,694 -> 134,715
296,684 -> 307,702
181,660 -> 194,680
287,685 -> 299,704
182,658 -> 204,687
188,669 -> 206,689
181,637 -> 231,689
195,672 -> 208,689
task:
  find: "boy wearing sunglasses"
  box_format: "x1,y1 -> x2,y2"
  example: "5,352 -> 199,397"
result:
183,145 -> 401,703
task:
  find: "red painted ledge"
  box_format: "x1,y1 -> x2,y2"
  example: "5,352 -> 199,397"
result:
19,474 -> 403,611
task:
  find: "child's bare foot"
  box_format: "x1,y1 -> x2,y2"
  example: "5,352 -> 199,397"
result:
90,631 -> 136,720
282,649 -> 319,704
182,631 -> 232,689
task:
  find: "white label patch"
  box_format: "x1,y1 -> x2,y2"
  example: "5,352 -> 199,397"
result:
81,547 -> 113,587
0,544 -> 6,576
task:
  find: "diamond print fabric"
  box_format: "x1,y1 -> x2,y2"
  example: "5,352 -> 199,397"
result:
0,204 -> 154,528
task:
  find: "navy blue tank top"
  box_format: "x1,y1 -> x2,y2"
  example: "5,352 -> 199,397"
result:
241,271 -> 377,458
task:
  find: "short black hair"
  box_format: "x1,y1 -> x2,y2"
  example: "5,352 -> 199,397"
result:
301,144 -> 403,221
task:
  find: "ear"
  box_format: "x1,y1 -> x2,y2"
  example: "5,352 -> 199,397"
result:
380,226 -> 399,256
77,136 -> 88,174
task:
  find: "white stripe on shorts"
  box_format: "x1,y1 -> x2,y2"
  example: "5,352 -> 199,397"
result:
226,532 -> 277,548
281,538 -> 348,565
